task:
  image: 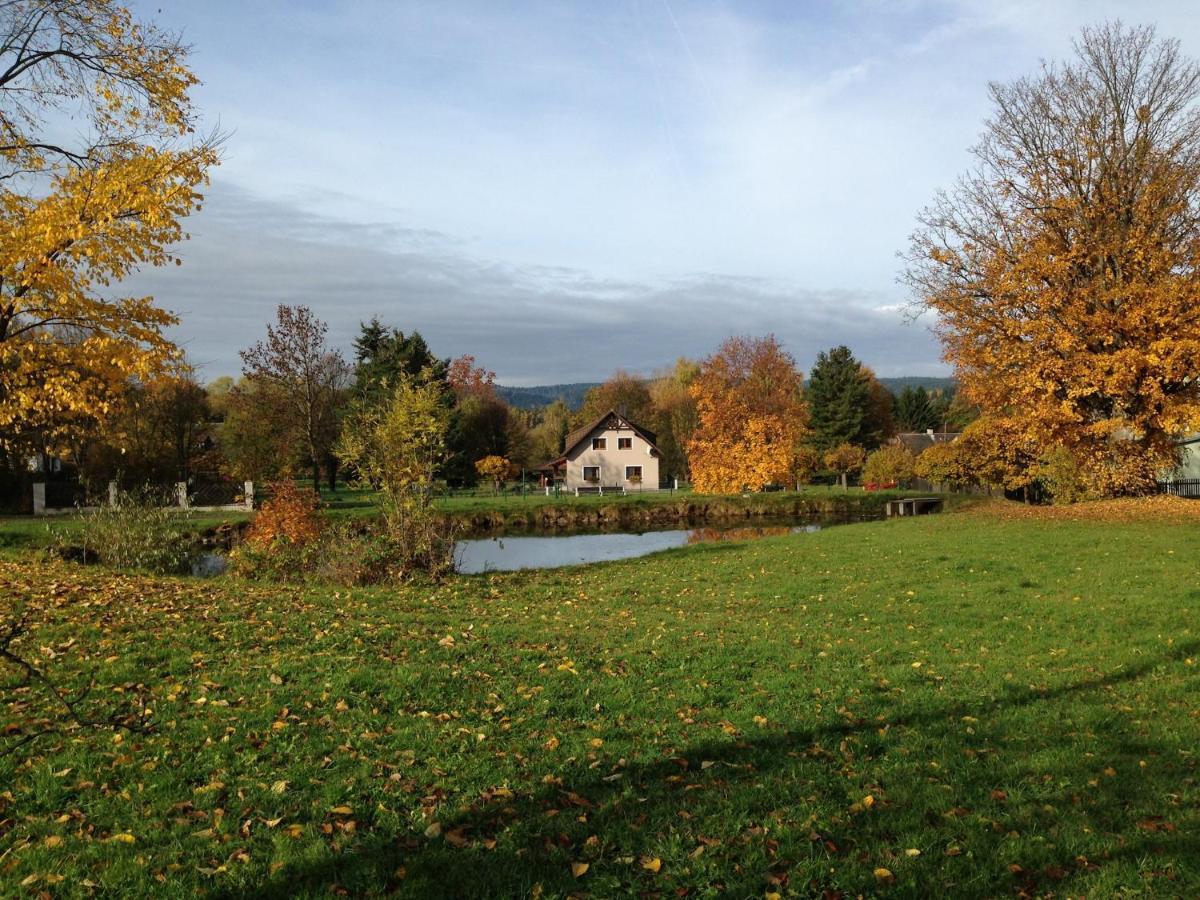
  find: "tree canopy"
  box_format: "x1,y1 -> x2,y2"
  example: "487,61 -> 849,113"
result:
0,0 -> 220,454
906,23 -> 1200,494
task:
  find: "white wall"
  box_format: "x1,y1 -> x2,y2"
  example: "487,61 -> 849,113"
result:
564,424 -> 660,490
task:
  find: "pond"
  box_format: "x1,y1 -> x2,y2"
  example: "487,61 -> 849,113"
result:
454,522 -> 829,574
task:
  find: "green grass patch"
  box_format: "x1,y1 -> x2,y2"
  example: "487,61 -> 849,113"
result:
1,510 -> 1198,896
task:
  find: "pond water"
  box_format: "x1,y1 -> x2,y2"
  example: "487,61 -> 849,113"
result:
454,522 -> 827,574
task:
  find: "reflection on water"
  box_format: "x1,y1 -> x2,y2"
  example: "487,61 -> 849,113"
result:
455,522 -> 825,574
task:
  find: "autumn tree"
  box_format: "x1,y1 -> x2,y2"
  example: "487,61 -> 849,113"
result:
0,1 -> 220,455
444,355 -> 513,486
648,358 -> 700,480
906,23 -> 1200,495
336,372 -> 453,576
241,306 -> 349,492
913,441 -> 972,490
474,455 -> 510,491
528,399 -> 572,464
218,377 -> 301,484
688,335 -> 808,494
808,347 -> 871,451
824,443 -> 866,490
861,366 -> 896,447
862,444 -> 916,486
576,371 -> 654,427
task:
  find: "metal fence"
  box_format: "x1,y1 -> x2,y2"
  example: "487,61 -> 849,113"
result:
1159,479 -> 1200,498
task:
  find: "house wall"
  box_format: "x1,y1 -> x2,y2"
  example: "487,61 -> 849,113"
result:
563,424 -> 660,490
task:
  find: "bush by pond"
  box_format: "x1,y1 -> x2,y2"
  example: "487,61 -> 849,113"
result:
58,488 -> 195,575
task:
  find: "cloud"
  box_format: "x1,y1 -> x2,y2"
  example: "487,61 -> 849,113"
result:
123,181 -> 945,385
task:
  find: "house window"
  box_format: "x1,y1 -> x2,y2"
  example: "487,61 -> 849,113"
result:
618,437 -> 632,449
583,466 -> 600,483
592,437 -> 607,450
625,466 -> 642,482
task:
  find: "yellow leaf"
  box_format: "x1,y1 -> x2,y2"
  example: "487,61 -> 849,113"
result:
329,805 -> 353,815
640,856 -> 662,873
862,795 -> 875,808
571,861 -> 589,878
905,848 -> 921,857
44,835 -> 63,848
271,780 -> 288,794
110,832 -> 137,844
874,867 -> 895,883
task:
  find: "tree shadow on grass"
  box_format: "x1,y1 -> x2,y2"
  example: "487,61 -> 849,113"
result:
227,641 -> 1200,899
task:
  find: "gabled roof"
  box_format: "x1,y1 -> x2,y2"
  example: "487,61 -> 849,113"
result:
894,431 -> 962,454
562,410 -> 660,458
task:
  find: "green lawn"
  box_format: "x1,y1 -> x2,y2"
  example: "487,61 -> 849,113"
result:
2,509 -> 1198,897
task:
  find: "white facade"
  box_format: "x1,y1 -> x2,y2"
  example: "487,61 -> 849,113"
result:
563,415 -> 660,490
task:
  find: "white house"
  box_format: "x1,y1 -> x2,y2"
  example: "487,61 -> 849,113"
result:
537,410 -> 661,491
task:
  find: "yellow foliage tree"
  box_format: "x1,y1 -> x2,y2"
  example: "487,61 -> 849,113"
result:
474,455 -> 510,491
905,24 -> 1200,495
687,336 -> 808,494
823,443 -> 866,490
0,2 -> 220,454
862,444 -> 916,486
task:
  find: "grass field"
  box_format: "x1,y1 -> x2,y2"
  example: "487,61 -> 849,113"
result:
2,504 -> 1199,897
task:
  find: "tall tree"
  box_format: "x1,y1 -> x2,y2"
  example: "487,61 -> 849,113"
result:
906,23 -> 1200,494
648,358 -> 700,480
860,366 -> 896,448
528,400 -> 572,464
807,346 -> 870,451
575,370 -> 655,427
352,318 -> 447,400
0,1 -> 220,455
894,386 -> 939,433
241,305 -> 348,492
688,335 -> 808,494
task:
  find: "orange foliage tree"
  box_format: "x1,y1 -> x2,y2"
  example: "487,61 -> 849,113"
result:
824,443 -> 866,490
905,24 -> 1200,495
687,335 -> 808,494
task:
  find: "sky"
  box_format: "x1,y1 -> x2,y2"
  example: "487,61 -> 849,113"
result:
121,0 -> 1200,385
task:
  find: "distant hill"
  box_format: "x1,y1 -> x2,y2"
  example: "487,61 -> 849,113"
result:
877,377 -> 956,395
498,376 -> 956,410
496,383 -> 600,410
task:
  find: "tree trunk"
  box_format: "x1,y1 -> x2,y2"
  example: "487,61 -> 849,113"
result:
311,458 -> 321,495
327,456 -> 338,492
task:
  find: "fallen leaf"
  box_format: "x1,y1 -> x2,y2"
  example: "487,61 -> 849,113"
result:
571,861 -> 589,878
641,856 -> 662,873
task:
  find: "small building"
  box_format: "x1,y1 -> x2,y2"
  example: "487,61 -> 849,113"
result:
536,410 -> 661,491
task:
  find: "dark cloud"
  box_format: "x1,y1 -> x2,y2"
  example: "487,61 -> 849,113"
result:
123,181 -> 946,384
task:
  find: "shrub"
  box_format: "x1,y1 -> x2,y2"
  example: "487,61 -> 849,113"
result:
64,488 -> 194,575
863,444 -> 917,486
243,481 -> 323,549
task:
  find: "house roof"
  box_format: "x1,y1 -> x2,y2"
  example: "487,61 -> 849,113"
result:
894,431 -> 962,454
559,410 -> 660,460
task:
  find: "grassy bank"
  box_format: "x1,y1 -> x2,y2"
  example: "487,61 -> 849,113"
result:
0,487 -> 942,548
2,505 -> 1199,896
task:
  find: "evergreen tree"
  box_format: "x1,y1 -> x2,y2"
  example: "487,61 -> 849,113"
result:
894,386 -> 940,433
807,346 -> 870,450
352,318 -> 448,400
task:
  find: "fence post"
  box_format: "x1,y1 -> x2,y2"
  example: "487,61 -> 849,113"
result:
175,482 -> 189,509
108,481 -> 118,507
244,480 -> 255,510
32,482 -> 46,515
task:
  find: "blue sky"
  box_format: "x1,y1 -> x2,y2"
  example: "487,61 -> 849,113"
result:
124,0 -> 1200,384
